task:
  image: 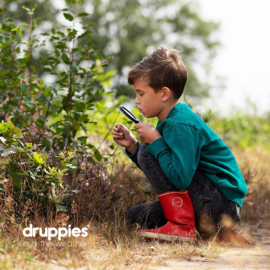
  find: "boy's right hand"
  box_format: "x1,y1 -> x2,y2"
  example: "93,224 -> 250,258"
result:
112,124 -> 138,154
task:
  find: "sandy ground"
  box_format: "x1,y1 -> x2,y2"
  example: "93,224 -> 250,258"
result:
152,238 -> 270,270
44,222 -> 270,270
152,224 -> 270,270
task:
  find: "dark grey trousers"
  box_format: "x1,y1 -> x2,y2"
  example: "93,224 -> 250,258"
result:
128,144 -> 240,237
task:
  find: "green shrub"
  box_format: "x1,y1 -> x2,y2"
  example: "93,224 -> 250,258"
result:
0,0 -> 117,158
0,0 -> 131,225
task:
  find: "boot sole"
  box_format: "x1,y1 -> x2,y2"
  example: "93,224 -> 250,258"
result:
139,231 -> 197,243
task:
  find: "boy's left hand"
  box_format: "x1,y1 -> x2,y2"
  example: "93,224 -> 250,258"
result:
134,123 -> 161,144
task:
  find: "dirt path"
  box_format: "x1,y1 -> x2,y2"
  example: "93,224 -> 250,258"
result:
44,222 -> 270,270
153,245 -> 270,270
151,223 -> 270,270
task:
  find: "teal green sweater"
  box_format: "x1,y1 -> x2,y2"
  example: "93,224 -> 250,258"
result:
126,102 -> 248,208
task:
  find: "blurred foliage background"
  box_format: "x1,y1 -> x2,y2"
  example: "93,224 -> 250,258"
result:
5,0 -> 222,100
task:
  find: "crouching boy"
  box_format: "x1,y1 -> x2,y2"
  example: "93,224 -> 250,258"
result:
112,47 -> 248,243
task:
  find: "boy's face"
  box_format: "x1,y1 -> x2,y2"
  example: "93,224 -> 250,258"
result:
133,78 -> 164,119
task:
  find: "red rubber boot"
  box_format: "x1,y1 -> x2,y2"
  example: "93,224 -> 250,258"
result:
138,191 -> 197,242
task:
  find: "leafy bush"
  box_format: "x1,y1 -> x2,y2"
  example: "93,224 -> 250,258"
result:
0,0 -> 116,157
0,119 -> 148,230
0,0 -> 149,230
0,0 -> 133,226
0,121 -> 70,223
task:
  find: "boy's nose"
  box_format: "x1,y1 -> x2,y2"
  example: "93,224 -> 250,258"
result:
134,96 -> 140,104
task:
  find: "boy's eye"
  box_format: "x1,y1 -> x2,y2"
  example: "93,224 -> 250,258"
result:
139,94 -> 144,96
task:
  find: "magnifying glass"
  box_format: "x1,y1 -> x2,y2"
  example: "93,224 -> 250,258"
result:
119,105 -> 140,124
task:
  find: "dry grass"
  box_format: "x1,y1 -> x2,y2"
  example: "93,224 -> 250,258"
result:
0,145 -> 269,269
233,144 -> 270,221
0,222 -> 225,270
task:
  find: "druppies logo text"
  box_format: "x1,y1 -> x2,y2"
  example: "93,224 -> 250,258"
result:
23,224 -> 88,241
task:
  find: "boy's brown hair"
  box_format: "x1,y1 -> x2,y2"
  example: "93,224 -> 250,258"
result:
128,47 -> 188,100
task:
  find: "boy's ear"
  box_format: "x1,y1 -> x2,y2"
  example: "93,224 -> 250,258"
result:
161,87 -> 171,101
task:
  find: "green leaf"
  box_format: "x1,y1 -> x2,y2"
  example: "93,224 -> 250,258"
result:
95,53 -> 103,61
20,83 -> 27,93
65,0 -> 75,4
35,115 -> 46,129
86,23 -> 96,28
56,31 -> 65,37
38,95 -> 47,103
74,101 -> 85,112
33,153 -> 45,164
105,70 -> 117,79
81,114 -> 89,122
17,58 -> 28,63
30,65 -> 36,73
78,12 -> 89,17
86,143 -> 95,149
23,96 -> 31,102
61,53 -> 70,64
94,150 -> 102,161
81,124 -> 87,133
39,80 -> 45,88
87,38 -> 93,47
109,144 -> 115,150
67,29 -> 77,40
63,13 -> 74,21
55,49 -> 60,57
78,136 -> 88,144
43,67 -> 53,72
78,30 -> 92,39
42,88 -> 52,97
7,121 -> 22,137
55,42 -> 67,49
70,65 -> 78,73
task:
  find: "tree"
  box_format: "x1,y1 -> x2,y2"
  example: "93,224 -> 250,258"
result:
79,0 -> 221,99
3,0 -> 61,74
5,0 -> 221,100
5,0 -> 59,27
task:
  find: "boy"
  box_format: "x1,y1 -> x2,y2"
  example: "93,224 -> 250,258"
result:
112,47 -> 248,243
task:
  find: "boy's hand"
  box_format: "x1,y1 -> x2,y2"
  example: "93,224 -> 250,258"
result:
112,124 -> 138,154
134,123 -> 161,144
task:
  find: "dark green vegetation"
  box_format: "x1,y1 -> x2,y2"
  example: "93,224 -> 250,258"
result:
0,0 -> 132,226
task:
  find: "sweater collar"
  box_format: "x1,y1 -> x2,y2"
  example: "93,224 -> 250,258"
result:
165,102 -> 190,120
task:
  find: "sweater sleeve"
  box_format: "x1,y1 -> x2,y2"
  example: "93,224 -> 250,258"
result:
147,124 -> 201,189
125,141 -> 142,169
